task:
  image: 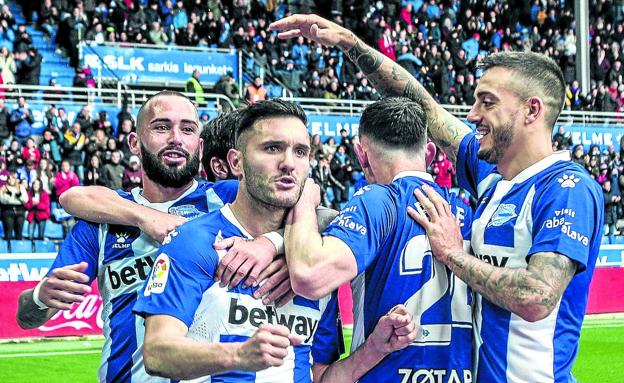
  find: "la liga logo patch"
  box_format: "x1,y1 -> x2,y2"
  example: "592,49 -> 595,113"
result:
144,253 -> 170,296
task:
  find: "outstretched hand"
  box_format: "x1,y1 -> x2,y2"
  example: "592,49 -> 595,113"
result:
269,14 -> 353,49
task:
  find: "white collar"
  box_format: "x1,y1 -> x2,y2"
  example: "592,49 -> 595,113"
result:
392,170 -> 434,183
220,204 -> 254,239
130,179 -> 199,211
506,150 -> 570,184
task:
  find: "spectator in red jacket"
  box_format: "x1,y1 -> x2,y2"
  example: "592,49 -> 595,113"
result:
22,137 -> 41,167
24,178 -> 51,240
377,27 -> 396,61
53,159 -> 80,197
432,149 -> 455,189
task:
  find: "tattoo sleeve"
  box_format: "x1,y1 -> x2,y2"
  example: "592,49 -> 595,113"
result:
343,37 -> 471,161
446,251 -> 576,320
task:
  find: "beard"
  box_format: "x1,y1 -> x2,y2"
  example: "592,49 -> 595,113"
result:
477,115 -> 516,164
243,160 -> 305,209
141,143 -> 200,188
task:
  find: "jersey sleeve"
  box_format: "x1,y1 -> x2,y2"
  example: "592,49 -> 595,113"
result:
46,220 -> 100,284
213,179 -> 239,204
115,188 -> 134,202
456,132 -> 497,198
529,173 -> 604,272
322,185 -> 396,274
133,221 -> 218,327
311,292 -> 342,365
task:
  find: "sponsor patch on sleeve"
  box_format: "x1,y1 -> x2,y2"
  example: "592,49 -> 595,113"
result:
144,253 -> 170,296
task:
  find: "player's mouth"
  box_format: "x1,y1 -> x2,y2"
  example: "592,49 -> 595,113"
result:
275,176 -> 297,190
475,125 -> 490,141
161,149 -> 188,166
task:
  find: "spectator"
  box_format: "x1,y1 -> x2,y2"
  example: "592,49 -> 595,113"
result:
431,149 -> 455,189
94,110 -> 113,136
122,155 -> 142,191
16,158 -> 36,185
38,0 -> 59,39
103,150 -> 124,190
21,137 -> 40,166
85,154 -> 105,186
103,137 -> 120,164
311,154 -> 333,208
0,46 -> 16,85
213,71 -> 240,110
603,179 -> 620,244
9,96 -> 34,144
17,47 -> 42,85
62,122 -> 86,180
35,158 -> 53,195
245,76 -> 267,104
377,27 -> 396,61
0,160 -> 9,187
310,134 -> 323,159
39,128 -> 63,164
75,105 -> 95,135
0,98 -> 10,143
4,139 -> 22,168
0,171 -> 28,240
148,21 -> 169,45
53,159 -> 79,198
24,178 -> 51,240
330,144 -> 354,210
304,75 -> 325,98
185,68 -> 205,105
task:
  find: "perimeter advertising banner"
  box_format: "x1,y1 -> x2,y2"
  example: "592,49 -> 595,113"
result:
81,45 -> 239,86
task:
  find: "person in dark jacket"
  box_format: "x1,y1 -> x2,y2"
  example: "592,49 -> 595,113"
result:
603,179 -> 621,244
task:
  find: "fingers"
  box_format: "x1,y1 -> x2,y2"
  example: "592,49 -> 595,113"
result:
277,29 -> 302,39
262,278 -> 292,306
421,184 -> 452,217
275,289 -> 297,308
213,237 -> 236,250
219,256 -> 252,289
413,189 -> 439,221
227,259 -> 254,289
50,263 -> 91,284
254,267 -> 288,301
289,334 -> 303,346
253,259 -> 285,298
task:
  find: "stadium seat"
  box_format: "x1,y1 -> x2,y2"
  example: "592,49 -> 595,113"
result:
34,240 -> 58,253
44,222 -> 64,240
10,240 -> 33,253
22,222 -> 29,238
0,240 -> 8,253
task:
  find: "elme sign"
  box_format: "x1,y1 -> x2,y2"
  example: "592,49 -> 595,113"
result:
82,45 -> 239,85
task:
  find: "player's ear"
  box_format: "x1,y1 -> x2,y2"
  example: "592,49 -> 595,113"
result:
128,132 -> 140,156
210,157 -> 230,180
425,141 -> 437,167
354,141 -> 369,169
227,148 -> 243,178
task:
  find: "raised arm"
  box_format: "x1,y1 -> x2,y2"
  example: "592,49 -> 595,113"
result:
269,14 -> 472,161
59,186 -> 186,243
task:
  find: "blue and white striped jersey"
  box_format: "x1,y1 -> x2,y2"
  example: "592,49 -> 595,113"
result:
47,179 -> 238,383
133,205 -> 341,383
323,171 -> 474,383
457,133 -> 604,383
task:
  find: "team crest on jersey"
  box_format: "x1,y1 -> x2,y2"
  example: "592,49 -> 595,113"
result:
558,174 -> 580,188
162,229 -> 179,245
112,232 -> 131,249
168,204 -> 204,219
487,204 -> 517,227
144,254 -> 170,296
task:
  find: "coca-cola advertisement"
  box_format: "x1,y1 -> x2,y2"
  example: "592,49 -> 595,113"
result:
0,254 -> 103,339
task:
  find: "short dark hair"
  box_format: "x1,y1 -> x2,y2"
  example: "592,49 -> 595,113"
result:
477,51 -> 565,128
137,90 -> 195,133
236,99 -> 307,148
201,110 -> 240,181
359,97 -> 427,151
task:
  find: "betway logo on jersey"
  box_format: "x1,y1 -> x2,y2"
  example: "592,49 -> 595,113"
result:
106,255 -> 154,290
228,298 -> 319,343
330,212 -> 367,235
475,253 -> 508,267
0,263 -> 49,281
144,254 -> 170,296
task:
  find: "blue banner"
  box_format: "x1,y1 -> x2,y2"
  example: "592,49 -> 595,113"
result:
82,45 -> 238,86
307,114 -> 359,142
597,244 -> 624,267
555,124 -> 624,151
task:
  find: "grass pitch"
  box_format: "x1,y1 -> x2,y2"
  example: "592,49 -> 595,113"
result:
0,317 -> 622,382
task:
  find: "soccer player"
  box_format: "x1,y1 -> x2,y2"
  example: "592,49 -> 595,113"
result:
271,15 -> 604,383
281,97 -> 473,382
201,109 -> 239,182
133,99 -> 418,382
15,91 -> 277,383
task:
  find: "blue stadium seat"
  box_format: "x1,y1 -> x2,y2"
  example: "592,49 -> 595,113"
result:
44,222 -> 64,240
22,221 -> 29,238
34,240 -> 57,253
10,240 -> 33,253
0,240 -> 8,253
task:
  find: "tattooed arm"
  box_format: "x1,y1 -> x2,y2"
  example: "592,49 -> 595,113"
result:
444,251 -> 576,322
269,14 -> 472,161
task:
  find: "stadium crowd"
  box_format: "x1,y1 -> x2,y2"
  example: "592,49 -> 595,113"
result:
0,0 -> 622,111
0,0 -> 622,242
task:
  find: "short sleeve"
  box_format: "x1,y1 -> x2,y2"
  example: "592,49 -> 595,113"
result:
133,222 -> 217,327
311,292 -> 342,365
529,173 -> 604,272
322,185 -> 396,274
47,220 -> 100,284
456,132 -> 497,198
